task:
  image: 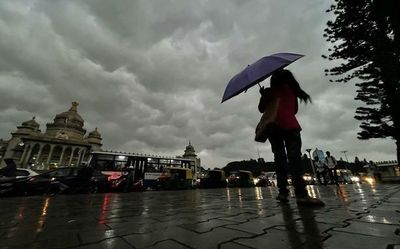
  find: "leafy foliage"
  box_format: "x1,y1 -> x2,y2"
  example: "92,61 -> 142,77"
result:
324,0 -> 400,160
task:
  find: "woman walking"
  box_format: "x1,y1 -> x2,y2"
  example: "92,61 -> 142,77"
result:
258,69 -> 324,206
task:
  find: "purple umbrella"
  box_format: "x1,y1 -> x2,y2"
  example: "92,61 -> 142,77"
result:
222,53 -> 304,103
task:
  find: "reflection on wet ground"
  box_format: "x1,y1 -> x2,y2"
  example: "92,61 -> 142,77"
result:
0,184 -> 399,249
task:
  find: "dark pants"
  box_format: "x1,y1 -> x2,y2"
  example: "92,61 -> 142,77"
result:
327,169 -> 338,185
269,129 -> 308,198
316,170 -> 327,185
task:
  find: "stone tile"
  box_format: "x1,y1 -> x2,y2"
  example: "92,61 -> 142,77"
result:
333,220 -> 400,239
106,221 -> 155,236
0,241 -> 48,249
0,220 -> 18,229
124,226 -> 252,249
151,239 -> 191,249
274,219 -> 337,237
77,229 -> 117,244
123,226 -> 196,248
0,185 -> 399,249
36,231 -> 80,248
220,242 -> 255,249
234,228 -> 307,249
78,237 -> 133,249
358,214 -> 400,225
179,219 -> 238,233
218,212 -> 275,223
225,213 -> 300,235
323,231 -> 399,249
1,237 -> 38,249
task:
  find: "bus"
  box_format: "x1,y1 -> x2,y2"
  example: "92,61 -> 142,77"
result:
87,150 -> 196,190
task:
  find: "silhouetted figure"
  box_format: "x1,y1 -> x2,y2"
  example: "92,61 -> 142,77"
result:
259,69 -> 324,206
0,158 -> 17,177
314,156 -> 327,185
324,151 -> 338,185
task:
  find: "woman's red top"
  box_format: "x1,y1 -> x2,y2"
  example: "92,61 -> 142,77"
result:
271,84 -> 301,131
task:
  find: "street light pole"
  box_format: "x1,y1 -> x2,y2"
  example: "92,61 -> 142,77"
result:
305,149 -> 316,177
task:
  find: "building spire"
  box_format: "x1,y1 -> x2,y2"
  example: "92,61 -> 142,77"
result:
69,101 -> 79,112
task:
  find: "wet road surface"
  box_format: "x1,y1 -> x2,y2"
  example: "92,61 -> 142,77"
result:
1,183 -> 399,249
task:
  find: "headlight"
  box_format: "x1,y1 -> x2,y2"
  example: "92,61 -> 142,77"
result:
350,176 -> 360,182
303,176 -> 311,181
364,177 -> 375,184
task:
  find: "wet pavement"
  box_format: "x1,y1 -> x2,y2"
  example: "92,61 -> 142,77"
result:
0,183 -> 399,249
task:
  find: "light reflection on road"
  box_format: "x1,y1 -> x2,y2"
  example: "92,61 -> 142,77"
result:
254,187 -> 263,200
99,193 -> 111,224
36,197 -> 50,232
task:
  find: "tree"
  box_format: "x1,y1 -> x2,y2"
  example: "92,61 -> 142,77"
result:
323,0 -> 400,162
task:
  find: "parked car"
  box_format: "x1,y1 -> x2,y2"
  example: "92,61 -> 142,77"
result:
15,168 -> 39,179
14,167 -> 97,196
1,164 -> 38,197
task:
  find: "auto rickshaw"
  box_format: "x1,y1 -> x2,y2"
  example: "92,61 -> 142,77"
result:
156,167 -> 193,190
228,170 -> 254,188
199,169 -> 227,188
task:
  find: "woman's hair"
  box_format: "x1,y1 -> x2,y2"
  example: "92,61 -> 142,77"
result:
270,69 -> 312,103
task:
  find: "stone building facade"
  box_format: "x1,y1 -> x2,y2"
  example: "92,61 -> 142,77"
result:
182,141 -> 201,178
0,102 -> 102,169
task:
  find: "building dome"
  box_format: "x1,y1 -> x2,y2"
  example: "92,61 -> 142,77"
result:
45,102 -> 86,140
183,141 -> 197,158
21,117 -> 40,129
12,116 -> 41,136
186,142 -> 194,151
54,102 -> 84,125
87,127 -> 102,149
88,127 -> 101,138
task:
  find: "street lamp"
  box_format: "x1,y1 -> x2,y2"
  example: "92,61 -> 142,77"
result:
305,149 -> 316,177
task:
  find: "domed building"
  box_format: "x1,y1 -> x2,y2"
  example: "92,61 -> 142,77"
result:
182,141 -> 201,179
0,102 -> 102,169
183,141 -> 197,158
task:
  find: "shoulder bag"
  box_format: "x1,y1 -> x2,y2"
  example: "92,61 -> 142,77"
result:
255,97 -> 280,143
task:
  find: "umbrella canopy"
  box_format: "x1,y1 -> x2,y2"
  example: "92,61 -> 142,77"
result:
222,53 -> 304,103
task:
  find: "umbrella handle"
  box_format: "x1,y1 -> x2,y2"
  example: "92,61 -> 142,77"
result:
258,83 -> 265,95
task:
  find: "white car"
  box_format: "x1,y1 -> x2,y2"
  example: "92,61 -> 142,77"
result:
15,168 -> 39,179
265,172 -> 278,186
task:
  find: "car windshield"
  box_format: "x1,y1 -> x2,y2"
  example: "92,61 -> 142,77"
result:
265,172 -> 276,177
15,170 -> 30,176
47,168 -> 72,177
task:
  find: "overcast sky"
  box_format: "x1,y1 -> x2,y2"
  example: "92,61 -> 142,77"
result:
0,0 -> 396,168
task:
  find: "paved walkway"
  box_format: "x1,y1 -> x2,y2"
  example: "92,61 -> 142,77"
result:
1,184 -> 399,249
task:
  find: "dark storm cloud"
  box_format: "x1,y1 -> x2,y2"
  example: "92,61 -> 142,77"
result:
0,0 -> 396,168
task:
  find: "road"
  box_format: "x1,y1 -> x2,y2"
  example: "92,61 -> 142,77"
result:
1,183 -> 399,249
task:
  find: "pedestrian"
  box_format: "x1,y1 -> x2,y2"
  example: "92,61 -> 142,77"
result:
258,69 -> 324,206
324,151 -> 339,185
314,156 -> 327,185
